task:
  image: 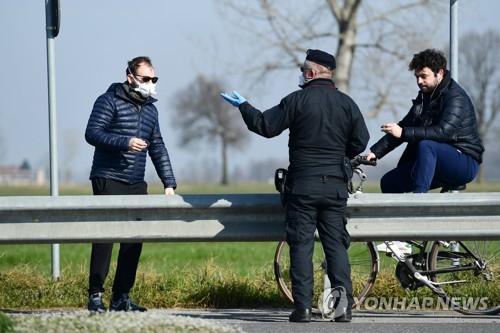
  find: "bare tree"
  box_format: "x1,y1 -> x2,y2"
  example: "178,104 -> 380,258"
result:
459,30 -> 500,183
216,0 -> 443,117
172,75 -> 249,185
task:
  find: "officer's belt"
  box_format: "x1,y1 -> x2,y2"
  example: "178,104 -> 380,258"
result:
287,165 -> 342,180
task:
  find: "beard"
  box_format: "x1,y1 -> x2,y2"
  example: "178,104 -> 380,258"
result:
419,81 -> 438,93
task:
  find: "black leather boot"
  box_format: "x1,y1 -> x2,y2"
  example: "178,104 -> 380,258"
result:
333,307 -> 352,322
289,308 -> 312,322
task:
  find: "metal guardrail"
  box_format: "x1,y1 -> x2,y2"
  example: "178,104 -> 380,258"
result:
0,193 -> 499,244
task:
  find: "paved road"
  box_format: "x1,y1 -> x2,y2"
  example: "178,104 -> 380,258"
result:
162,308 -> 499,333
5,308 -> 498,332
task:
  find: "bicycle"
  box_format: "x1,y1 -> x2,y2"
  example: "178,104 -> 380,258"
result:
274,155 -> 499,317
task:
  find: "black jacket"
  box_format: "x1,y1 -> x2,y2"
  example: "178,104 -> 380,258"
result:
370,72 -> 484,164
238,78 -> 370,177
85,83 -> 177,188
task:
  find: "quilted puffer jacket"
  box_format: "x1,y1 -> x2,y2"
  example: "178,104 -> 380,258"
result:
370,72 -> 484,164
85,83 -> 176,189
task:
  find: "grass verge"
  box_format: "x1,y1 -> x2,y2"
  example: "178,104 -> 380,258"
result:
0,260 -> 288,310
1,260 -> 497,311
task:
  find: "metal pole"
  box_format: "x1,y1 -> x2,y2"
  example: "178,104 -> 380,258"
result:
45,0 -> 60,280
450,0 -> 458,81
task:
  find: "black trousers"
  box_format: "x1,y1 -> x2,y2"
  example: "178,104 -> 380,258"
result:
285,176 -> 353,310
88,177 -> 148,296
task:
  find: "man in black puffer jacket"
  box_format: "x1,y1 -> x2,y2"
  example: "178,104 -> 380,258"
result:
366,49 -> 484,193
85,56 -> 176,313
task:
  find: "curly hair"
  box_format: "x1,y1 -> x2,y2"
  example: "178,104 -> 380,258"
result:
408,49 -> 447,74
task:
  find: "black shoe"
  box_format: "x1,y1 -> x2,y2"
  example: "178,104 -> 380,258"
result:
88,292 -> 107,313
109,293 -> 147,312
289,308 -> 312,322
333,307 -> 352,322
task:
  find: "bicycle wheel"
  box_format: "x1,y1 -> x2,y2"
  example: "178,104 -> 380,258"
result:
274,240 -> 378,309
428,240 -> 500,315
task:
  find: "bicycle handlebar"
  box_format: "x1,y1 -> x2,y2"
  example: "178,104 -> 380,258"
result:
351,155 -> 377,167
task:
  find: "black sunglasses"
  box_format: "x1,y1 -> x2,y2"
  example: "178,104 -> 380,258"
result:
135,74 -> 159,84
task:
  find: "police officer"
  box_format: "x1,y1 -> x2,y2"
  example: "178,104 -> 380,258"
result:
221,49 -> 369,323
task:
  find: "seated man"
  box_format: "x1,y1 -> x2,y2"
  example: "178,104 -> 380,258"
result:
366,49 -> 484,193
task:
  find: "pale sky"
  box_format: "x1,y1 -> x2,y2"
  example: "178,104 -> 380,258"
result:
0,0 -> 498,184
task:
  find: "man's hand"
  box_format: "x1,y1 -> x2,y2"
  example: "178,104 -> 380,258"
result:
164,188 -> 175,195
128,138 -> 148,152
381,123 -> 402,138
220,90 -> 246,107
366,152 -> 377,161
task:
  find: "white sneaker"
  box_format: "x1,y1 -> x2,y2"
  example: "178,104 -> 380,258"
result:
376,241 -> 412,255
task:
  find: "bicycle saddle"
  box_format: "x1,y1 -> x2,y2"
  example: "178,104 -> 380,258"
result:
433,179 -> 466,193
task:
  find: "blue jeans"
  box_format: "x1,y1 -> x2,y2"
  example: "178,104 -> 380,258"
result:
381,140 -> 479,193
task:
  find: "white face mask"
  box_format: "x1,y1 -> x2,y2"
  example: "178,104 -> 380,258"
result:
298,74 -> 312,87
134,80 -> 156,98
128,67 -> 157,98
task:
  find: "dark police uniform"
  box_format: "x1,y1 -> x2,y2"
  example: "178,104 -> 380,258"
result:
238,77 -> 370,310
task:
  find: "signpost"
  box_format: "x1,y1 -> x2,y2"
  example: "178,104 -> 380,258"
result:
45,0 -> 61,280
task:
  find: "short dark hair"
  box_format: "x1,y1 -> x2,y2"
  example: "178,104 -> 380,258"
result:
408,49 -> 447,74
126,56 -> 153,76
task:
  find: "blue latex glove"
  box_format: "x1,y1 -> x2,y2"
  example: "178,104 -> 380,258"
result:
220,90 -> 247,107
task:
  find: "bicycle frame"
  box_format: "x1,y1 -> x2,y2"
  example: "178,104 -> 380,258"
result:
423,241 -> 484,277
